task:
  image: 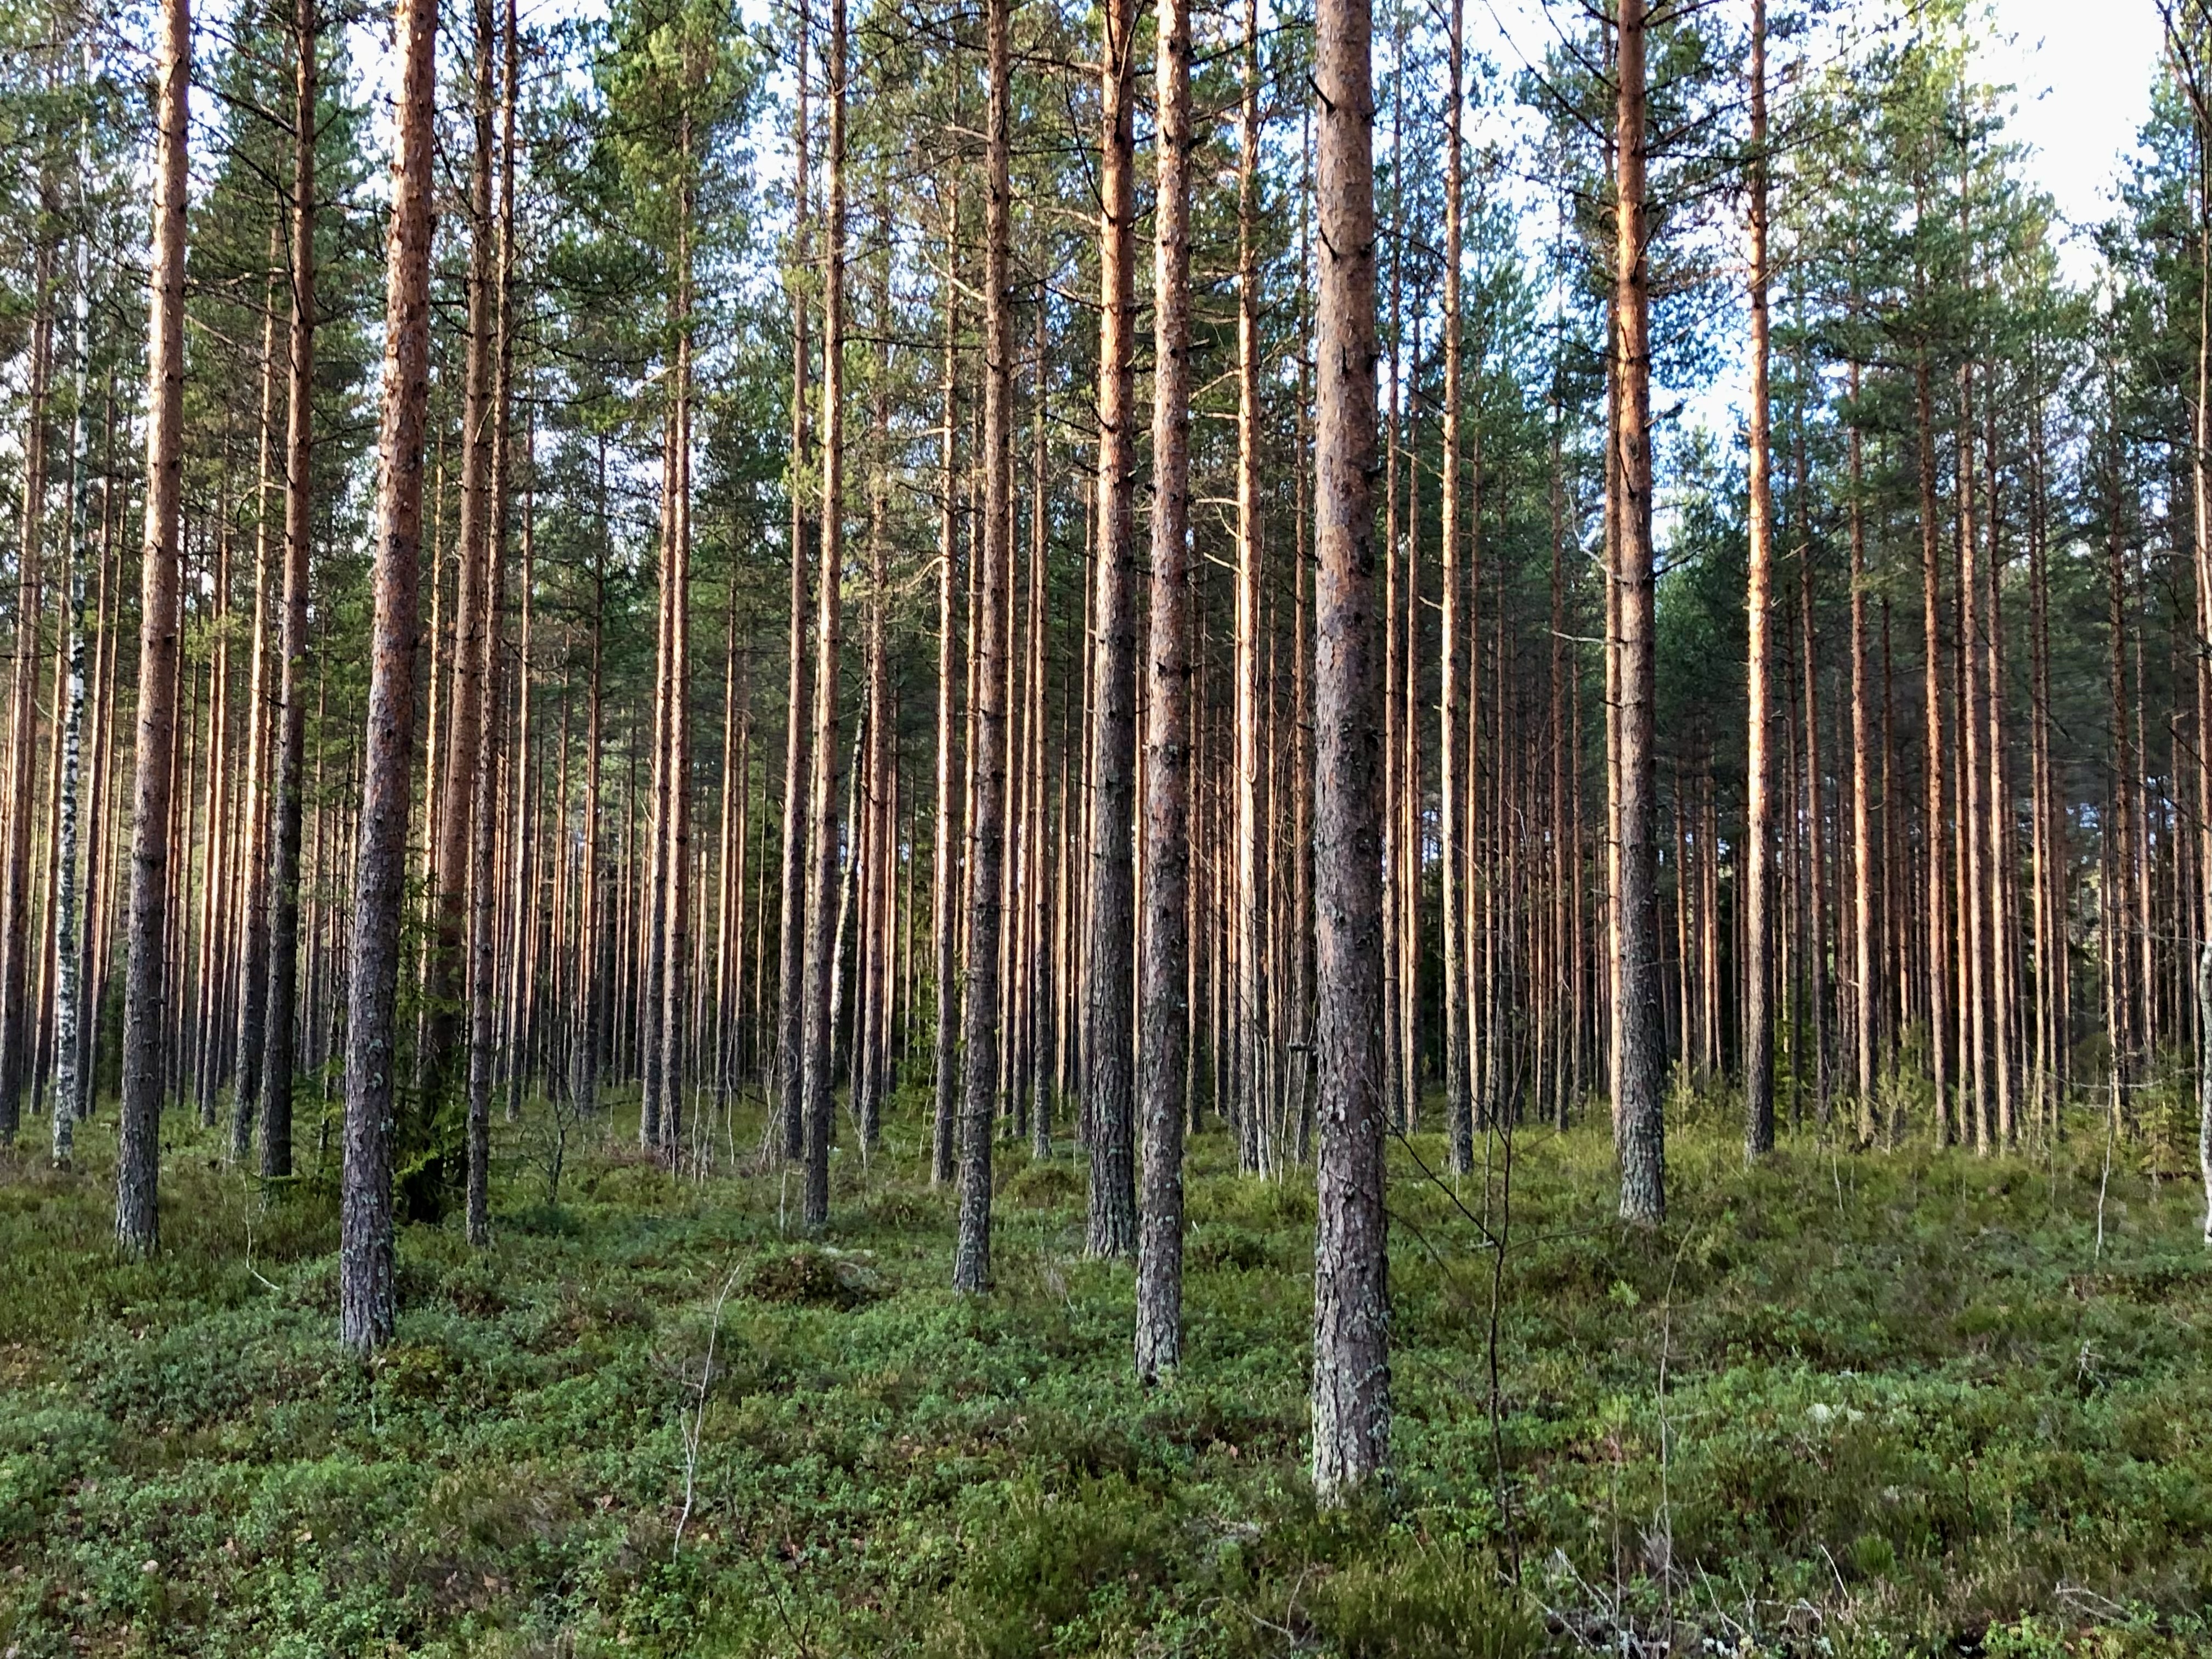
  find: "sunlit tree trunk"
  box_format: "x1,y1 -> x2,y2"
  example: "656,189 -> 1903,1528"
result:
339,0 -> 438,1348
1310,0 -> 1388,1500
1915,345 -> 1952,1147
2,242 -> 54,1144
1611,0 -> 1664,1226
1135,0 -> 1193,1383
116,0 -> 192,1251
1438,0 -> 1469,1172
1848,363 -> 1877,1141
1742,0 -> 1776,1159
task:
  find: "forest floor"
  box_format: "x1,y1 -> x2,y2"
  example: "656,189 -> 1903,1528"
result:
1,1082 -> 2209,1658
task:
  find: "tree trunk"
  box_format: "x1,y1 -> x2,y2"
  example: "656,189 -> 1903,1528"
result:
1742,0 -> 1776,1158
1310,0 -> 1389,1500
1848,363 -> 1876,1140
776,0 -> 814,1161
1084,0 -> 1140,1259
1611,0 -> 1664,1226
116,0 -> 191,1251
801,0 -> 847,1229
1135,0 -> 1193,1383
1915,346 -> 1951,1145
1439,0 -> 1469,1172
466,0 -> 518,1243
50,189 -> 92,1162
1228,0 -> 1266,1177
426,0 -> 500,1109
230,223 -> 283,1159
931,215 -> 961,1185
656,137 -> 696,1165
953,0 -> 1011,1294
340,0 -> 438,1350
1,242 -> 53,1144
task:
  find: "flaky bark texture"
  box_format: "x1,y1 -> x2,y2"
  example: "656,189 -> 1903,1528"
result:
1135,0 -> 1193,1384
953,0 -> 1011,1294
1310,0 -> 1389,1501
341,0 -> 439,1353
1084,0 -> 1140,1260
1611,0 -> 1665,1226
116,0 -> 192,1252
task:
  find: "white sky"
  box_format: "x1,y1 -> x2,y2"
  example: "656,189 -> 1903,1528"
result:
1974,0 -> 2166,280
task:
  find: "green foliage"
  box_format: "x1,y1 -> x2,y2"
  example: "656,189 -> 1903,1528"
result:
3,1094 -> 2211,1656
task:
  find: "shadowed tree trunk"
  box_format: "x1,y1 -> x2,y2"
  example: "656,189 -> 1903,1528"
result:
931,211 -> 961,1186
776,0 -> 814,1161
230,229 -> 283,1161
261,0 -> 317,1176
465,0 -> 518,1245
802,0 -> 847,1229
953,0 -> 1011,1294
425,0 -> 500,1110
1084,0 -> 1141,1260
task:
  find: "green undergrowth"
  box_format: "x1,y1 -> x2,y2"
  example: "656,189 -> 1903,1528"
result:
0,1088 -> 2207,1657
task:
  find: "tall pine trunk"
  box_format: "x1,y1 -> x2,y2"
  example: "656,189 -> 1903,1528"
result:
1310,0 -> 1388,1499
775,0 -> 814,1160
1135,0 -> 1193,1383
340,0 -> 438,1351
1611,0 -> 1664,1226
1742,0 -> 1776,1158
116,0 -> 191,1251
801,0 -> 847,1228
465,0 -> 518,1243
426,0 -> 500,1108
930,219 -> 961,1186
953,0 -> 1012,1294
1232,0 -> 1266,1175
1084,0 -> 1140,1258
261,3 -> 315,1169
